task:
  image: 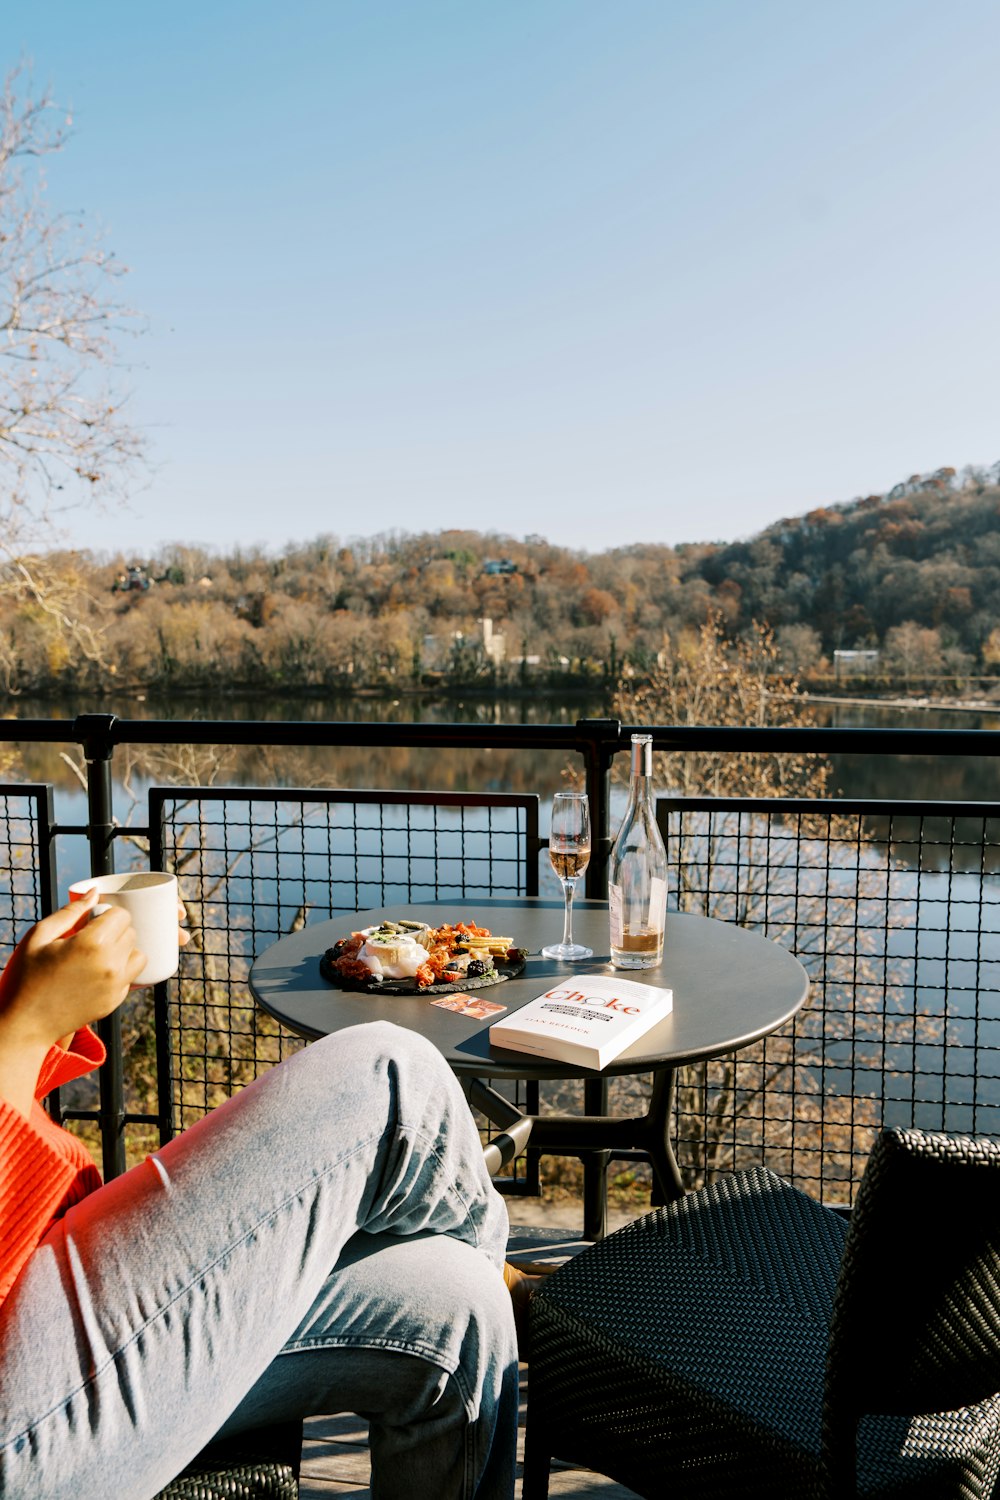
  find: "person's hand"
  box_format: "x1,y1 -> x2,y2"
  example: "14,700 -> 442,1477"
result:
0,890 -> 146,1053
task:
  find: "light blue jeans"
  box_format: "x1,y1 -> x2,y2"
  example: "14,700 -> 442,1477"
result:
0,1022 -> 517,1500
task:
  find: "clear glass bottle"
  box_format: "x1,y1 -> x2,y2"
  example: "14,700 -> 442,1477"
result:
608,732 -> 667,969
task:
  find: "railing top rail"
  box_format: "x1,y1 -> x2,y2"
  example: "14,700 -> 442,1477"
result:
633,724 -> 1000,756
657,794 -> 1000,816
147,785 -> 541,810
0,715 -> 596,752
2,713 -> 1000,759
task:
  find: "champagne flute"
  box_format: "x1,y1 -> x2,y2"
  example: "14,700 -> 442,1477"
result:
542,791 -> 594,961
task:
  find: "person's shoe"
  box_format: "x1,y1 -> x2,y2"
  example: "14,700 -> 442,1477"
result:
503,1260 -> 542,1356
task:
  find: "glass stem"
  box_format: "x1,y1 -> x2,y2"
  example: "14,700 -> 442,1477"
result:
561,878 -> 576,949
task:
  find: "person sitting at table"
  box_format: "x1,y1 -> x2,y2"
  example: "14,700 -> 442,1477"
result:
0,890 -> 521,1500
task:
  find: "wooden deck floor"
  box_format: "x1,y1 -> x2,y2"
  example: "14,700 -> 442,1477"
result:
298,1216 -> 642,1497
298,1362 -> 640,1498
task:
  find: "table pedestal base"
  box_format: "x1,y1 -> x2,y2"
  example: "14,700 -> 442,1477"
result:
469,1067 -> 687,1241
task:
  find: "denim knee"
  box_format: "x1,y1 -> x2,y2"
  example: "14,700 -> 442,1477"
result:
311,1019 -> 453,1083
427,1237 -> 517,1403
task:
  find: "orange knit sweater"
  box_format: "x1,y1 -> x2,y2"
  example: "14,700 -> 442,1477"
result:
0,1028 -> 105,1306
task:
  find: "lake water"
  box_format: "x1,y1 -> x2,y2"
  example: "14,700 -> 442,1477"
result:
7,689 -> 608,891
6,688 -> 1000,893
812,698 -> 1000,803
10,688 -> 1000,813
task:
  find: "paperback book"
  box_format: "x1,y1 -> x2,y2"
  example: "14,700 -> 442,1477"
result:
489,974 -> 673,1070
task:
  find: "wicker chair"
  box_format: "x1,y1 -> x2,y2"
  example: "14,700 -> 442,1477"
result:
523,1128 -> 1000,1499
154,1420 -> 302,1499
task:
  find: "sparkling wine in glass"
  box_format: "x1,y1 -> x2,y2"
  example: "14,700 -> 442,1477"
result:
542,791 -> 594,961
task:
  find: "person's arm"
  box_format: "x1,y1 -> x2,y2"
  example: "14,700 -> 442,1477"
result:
0,891 -> 146,1118
48,900 -> 189,1059
0,897 -> 147,1306
0,1030 -> 48,1122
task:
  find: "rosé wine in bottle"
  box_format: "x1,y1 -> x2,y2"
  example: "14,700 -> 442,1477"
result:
608,733 -> 667,969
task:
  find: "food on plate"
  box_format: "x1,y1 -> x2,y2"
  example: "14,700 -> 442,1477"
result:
323,918 -> 527,991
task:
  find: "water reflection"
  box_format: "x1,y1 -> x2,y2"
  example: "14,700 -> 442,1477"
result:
812,699 -> 1000,803
6,691 -> 608,820
859,814 -> 1000,875
6,691 -> 1000,850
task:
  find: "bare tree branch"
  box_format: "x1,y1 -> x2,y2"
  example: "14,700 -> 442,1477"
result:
0,63 -> 146,662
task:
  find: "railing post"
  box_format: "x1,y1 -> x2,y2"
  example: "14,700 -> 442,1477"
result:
75,713 -> 127,1180
575,720 -> 621,1237
147,791 -> 176,1148
38,784 -> 64,1126
576,718 -> 620,899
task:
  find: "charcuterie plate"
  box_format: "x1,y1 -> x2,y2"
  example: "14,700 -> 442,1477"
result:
319,917 -> 527,995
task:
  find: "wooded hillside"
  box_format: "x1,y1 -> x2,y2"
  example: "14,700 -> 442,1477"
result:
4,464 -> 1000,695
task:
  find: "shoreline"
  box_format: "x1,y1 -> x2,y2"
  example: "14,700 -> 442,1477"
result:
802,693 -> 1000,717
7,681 -> 1000,720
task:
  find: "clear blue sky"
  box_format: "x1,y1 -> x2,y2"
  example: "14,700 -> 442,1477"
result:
10,0 -> 1000,558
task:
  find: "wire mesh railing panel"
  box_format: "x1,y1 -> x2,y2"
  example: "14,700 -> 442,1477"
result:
0,785 -> 55,961
656,798 -> 1000,1205
150,787 -> 541,1190
0,785 -> 81,1148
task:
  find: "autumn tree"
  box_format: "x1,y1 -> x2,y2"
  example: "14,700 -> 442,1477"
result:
983,626 -> 1000,672
0,66 -> 145,664
615,616 -> 830,800
775,622 -> 825,677
882,621 -> 944,684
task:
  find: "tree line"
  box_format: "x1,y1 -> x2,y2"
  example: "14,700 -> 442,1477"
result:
3,465 -> 1000,697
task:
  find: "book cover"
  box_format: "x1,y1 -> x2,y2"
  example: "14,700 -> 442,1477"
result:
488,974 -> 673,1070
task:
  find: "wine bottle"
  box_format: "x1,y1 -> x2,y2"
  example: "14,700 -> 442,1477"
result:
608,732 -> 667,969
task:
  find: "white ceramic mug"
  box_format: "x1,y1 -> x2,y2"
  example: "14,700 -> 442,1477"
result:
68,872 -> 179,986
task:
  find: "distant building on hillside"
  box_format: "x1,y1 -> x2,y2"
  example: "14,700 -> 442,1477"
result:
421,617 -> 506,669
111,565 -> 151,593
834,649 -> 880,678
482,558 -> 517,576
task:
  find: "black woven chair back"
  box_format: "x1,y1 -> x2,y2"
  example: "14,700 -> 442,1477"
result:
828,1127 -> 1000,1425
154,1420 -> 302,1499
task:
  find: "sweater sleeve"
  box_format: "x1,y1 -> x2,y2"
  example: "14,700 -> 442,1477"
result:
35,1027 -> 106,1099
0,1028 -> 106,1305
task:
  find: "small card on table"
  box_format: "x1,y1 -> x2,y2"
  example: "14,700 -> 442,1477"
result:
430,992 -> 509,1019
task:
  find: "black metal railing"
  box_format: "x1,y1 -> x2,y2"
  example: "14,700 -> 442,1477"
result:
656,796 -> 1000,1201
147,786 -> 542,1173
2,711 -> 999,1210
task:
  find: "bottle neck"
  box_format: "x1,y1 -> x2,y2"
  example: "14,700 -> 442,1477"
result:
629,734 -> 652,777
627,736 -> 654,808
627,769 -> 655,812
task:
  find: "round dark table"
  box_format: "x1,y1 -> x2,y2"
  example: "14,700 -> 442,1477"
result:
249,899 -> 809,1236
